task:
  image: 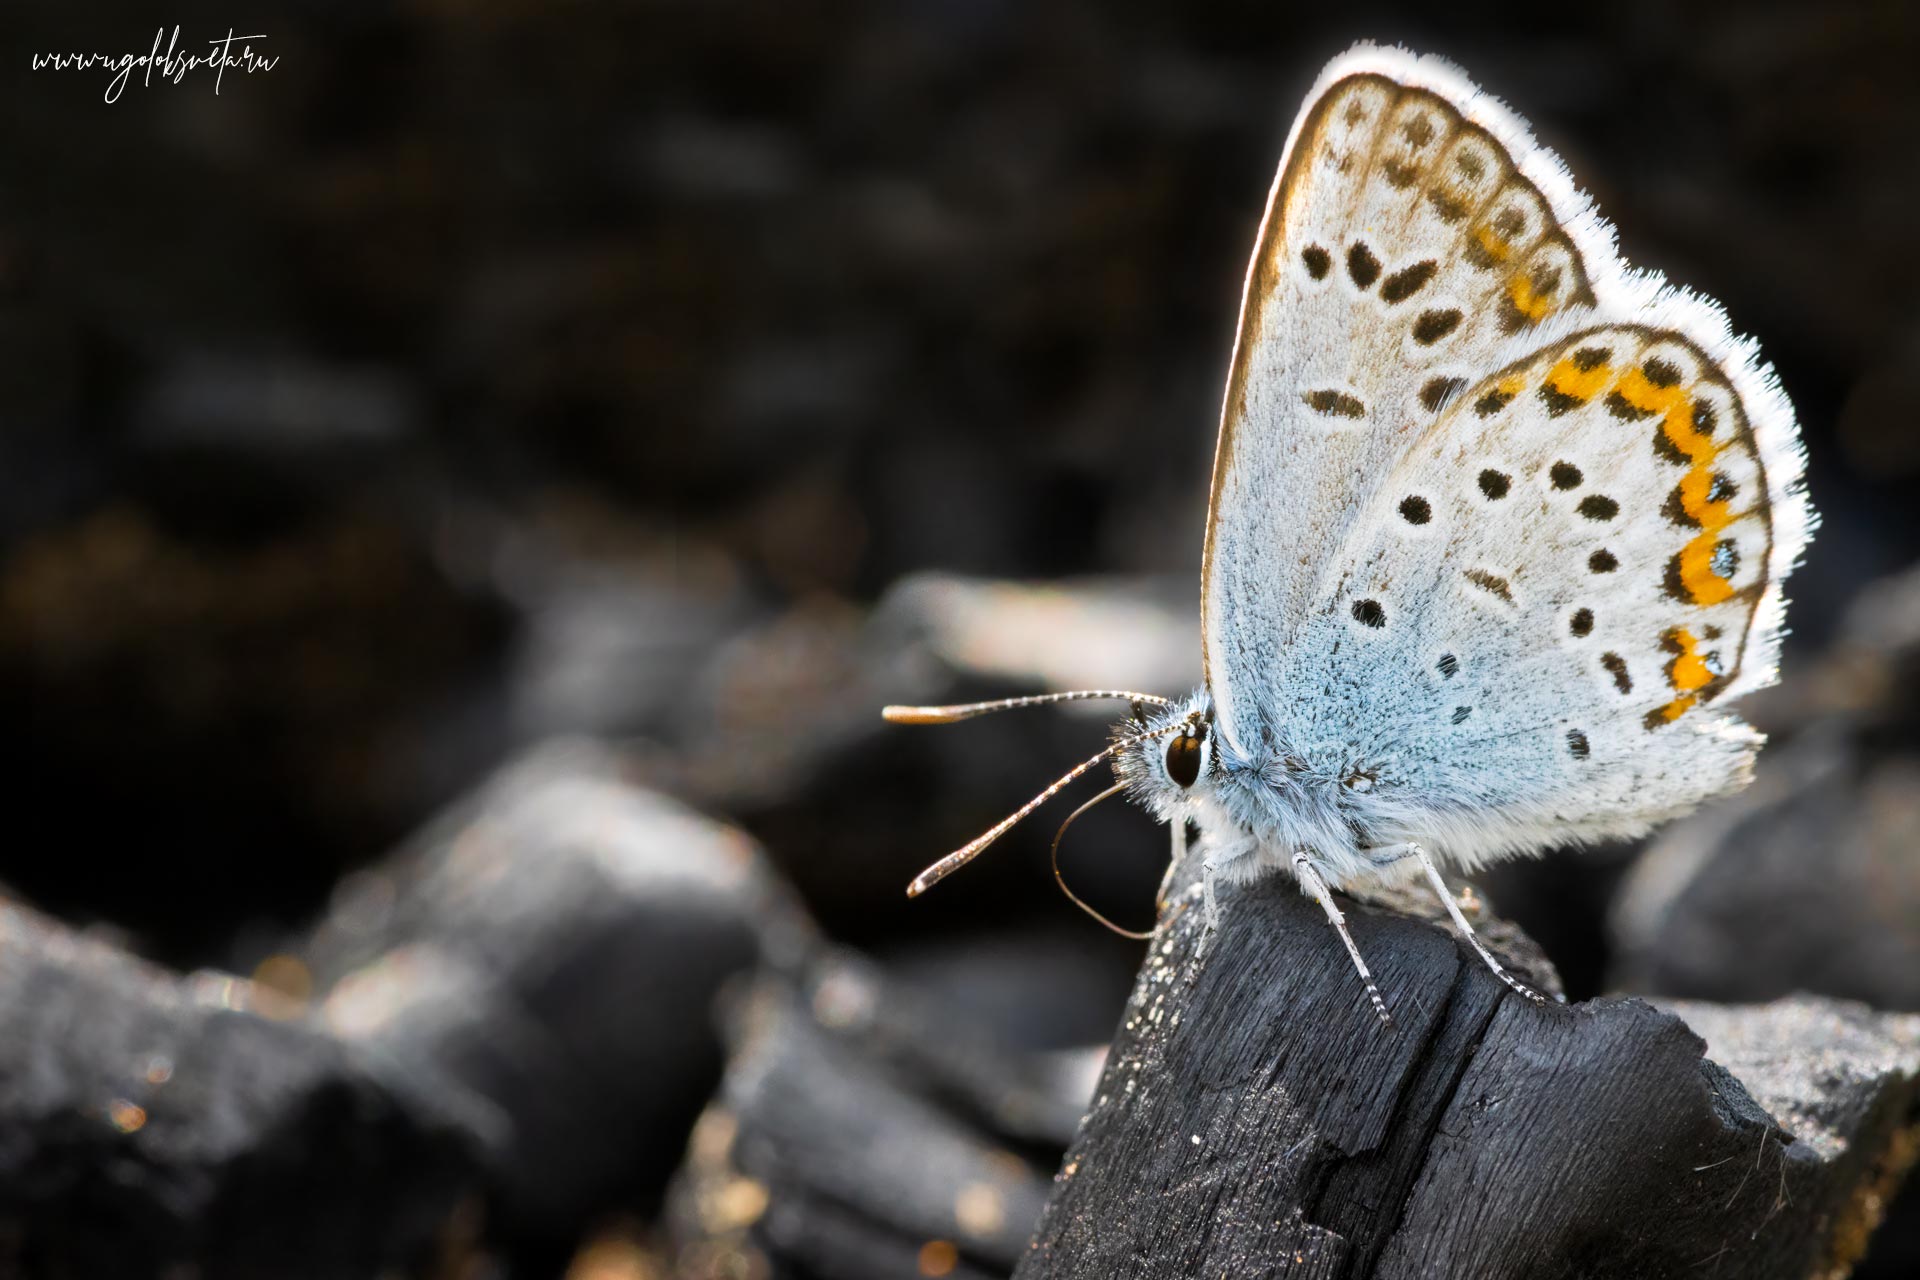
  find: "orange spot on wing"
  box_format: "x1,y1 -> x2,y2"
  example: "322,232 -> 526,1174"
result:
1474,225 -> 1511,263
1664,628 -> 1714,693
1613,366 -> 1689,427
1546,356 -> 1612,402
1507,273 -> 1552,321
1612,365 -> 1737,605
1677,537 -> 1736,605
1652,694 -> 1697,725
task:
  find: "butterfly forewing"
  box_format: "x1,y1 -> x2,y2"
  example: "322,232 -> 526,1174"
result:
1204,55 -> 1599,754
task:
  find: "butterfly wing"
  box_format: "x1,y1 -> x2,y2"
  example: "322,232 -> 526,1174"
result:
1205,46 -> 1812,860
1290,322 -> 1809,861
1203,46 -> 1608,756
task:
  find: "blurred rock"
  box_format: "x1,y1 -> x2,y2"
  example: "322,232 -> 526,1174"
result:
0,902 -> 481,1279
1613,561 -> 1920,1010
667,952 -> 1089,1280
305,739 -> 816,1237
492,517 -> 765,744
880,572 -> 1199,702
656,571 -> 1200,938
795,949 -> 1100,1149
883,926 -> 1142,1052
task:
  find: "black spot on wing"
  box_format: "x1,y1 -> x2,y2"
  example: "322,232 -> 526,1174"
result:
1692,400 -> 1719,439
1643,357 -> 1683,387
1478,469 -> 1511,499
1352,598 -> 1386,628
1303,389 -> 1366,418
1302,245 -> 1331,280
1539,384 -> 1584,417
1662,483 -> 1697,527
1399,495 -> 1432,525
1420,376 -> 1467,412
1578,495 -> 1620,521
1663,552 -> 1689,601
1570,607 -> 1594,637
1427,188 -> 1468,223
1464,569 -> 1513,603
1348,243 -> 1381,289
1608,391 -> 1656,421
1653,426 -> 1691,467
1412,308 -> 1462,345
1567,730 -> 1590,759
1380,260 -> 1438,304
1437,652 -> 1459,678
1382,159 -> 1420,188
1601,652 -> 1632,693
1473,386 -> 1515,417
1589,549 -> 1618,574
1550,461 -> 1583,489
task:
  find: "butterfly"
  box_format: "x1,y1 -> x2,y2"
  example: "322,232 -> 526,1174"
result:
883,44 -> 1813,1024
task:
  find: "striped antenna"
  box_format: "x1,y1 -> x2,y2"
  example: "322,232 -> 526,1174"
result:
883,689 -> 1175,726
906,725 -> 1173,897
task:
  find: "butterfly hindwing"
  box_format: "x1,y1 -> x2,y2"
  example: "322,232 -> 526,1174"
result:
1285,323 -> 1802,857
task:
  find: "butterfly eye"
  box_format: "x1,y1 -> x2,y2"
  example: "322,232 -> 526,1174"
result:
1164,733 -> 1204,788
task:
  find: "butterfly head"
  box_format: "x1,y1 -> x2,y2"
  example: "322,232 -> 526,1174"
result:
1111,691 -> 1219,822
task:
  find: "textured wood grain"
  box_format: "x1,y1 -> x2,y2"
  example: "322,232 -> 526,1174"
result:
1017,851 -> 1920,1279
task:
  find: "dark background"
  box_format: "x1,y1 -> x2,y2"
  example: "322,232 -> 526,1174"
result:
3,0 -> 1917,1272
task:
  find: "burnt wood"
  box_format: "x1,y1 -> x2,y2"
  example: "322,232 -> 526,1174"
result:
0,902 -> 482,1279
1017,851 -> 1920,1280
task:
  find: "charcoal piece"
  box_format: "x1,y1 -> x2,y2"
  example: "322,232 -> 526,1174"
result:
307,739 -> 814,1233
0,904 -> 481,1279
1016,853 -> 1920,1279
670,957 -> 1081,1280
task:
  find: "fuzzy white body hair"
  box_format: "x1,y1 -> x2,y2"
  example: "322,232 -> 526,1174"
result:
1134,43 -> 1813,895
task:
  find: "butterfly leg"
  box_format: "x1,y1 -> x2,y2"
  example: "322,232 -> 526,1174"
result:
1387,841 -> 1548,1005
1291,851 -> 1393,1027
1157,819 -> 1187,913
1184,856 -> 1223,962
